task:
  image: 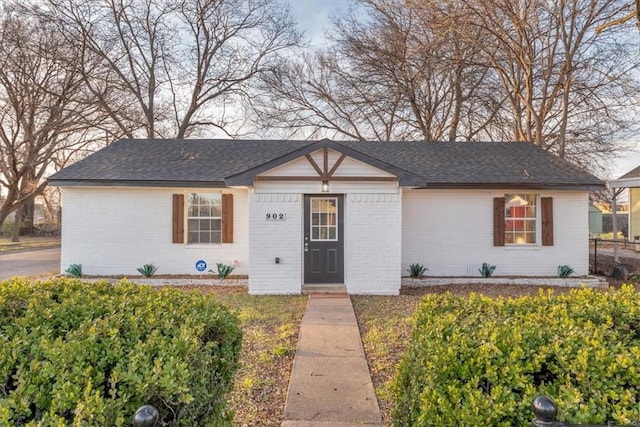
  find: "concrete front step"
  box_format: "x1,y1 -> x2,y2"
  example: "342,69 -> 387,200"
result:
302,284 -> 348,294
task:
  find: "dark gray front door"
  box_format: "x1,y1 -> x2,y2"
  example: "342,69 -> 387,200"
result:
304,195 -> 344,284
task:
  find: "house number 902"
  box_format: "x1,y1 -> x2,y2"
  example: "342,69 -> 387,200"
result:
266,213 -> 286,220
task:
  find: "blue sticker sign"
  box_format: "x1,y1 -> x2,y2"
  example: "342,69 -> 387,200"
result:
195,260 -> 207,272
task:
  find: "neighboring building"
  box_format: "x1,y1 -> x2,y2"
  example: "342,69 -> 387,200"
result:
589,204 -> 603,236
610,165 -> 640,247
48,139 -> 604,294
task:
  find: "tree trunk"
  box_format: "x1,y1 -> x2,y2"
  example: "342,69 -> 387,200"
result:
11,209 -> 21,242
21,200 -> 35,235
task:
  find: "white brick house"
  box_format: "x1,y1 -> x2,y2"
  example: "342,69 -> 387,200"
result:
49,139 -> 604,295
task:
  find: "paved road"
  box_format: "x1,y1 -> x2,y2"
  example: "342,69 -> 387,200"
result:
0,247 -> 61,280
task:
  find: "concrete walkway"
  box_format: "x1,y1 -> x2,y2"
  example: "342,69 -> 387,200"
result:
282,294 -> 382,427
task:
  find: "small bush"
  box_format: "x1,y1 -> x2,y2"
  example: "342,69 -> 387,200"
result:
0,278 -> 242,426
478,262 -> 496,278
211,263 -> 234,279
557,265 -> 574,278
393,285 -> 640,425
65,263 -> 82,277
137,263 -> 159,277
408,263 -> 428,278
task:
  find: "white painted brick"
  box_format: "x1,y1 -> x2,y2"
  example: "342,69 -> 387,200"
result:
61,184 -> 592,294
247,190 -> 402,295
345,193 -> 401,295
61,187 -> 249,276
401,189 -> 590,277
248,193 -> 302,294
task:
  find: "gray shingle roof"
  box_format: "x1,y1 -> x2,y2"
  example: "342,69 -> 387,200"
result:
49,139 -> 313,185
48,139 -> 604,190
340,141 -> 602,187
619,165 -> 640,179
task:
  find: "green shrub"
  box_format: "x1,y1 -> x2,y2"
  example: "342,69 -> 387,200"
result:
557,265 -> 574,278
478,262 -> 496,278
137,263 -> 159,277
408,263 -> 428,278
393,285 -> 640,426
0,278 -> 242,426
65,263 -> 82,278
211,263 -> 234,279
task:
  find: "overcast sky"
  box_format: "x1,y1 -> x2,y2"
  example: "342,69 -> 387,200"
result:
284,0 -> 351,45
280,0 -> 639,179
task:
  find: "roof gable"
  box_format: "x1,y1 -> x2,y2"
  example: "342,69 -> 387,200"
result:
609,164 -> 640,188
225,140 -> 423,186
620,165 -> 640,180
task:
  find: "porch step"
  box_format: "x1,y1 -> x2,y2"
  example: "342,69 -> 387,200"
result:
302,284 -> 347,295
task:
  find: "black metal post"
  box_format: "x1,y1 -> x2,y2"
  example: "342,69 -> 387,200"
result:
133,405 -> 158,427
532,395 -> 559,427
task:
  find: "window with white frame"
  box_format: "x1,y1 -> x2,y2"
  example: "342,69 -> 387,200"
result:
187,193 -> 222,244
504,193 -> 537,244
310,197 -> 338,241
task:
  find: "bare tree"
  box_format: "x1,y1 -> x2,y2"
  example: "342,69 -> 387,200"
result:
455,0 -> 640,167
596,0 -> 640,33
254,0 -> 500,141
0,6 -> 108,235
255,0 -> 640,171
34,0 -> 301,139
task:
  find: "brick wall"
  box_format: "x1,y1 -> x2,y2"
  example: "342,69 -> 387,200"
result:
402,189 -> 591,276
248,193 -> 302,294
345,193 -> 402,294
61,187 -> 249,276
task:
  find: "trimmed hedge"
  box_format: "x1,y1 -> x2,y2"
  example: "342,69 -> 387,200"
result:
0,278 -> 242,426
393,285 -> 640,426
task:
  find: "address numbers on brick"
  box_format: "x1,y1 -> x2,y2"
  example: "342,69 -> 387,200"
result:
265,213 -> 286,220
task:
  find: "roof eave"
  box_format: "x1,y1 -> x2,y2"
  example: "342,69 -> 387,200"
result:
609,177 -> 640,188
48,179 -> 227,188
412,182 -> 605,191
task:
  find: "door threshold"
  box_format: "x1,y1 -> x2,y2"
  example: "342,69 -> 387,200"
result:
302,284 -> 347,295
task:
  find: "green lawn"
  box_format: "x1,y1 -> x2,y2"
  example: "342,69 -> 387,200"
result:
352,295 -> 422,424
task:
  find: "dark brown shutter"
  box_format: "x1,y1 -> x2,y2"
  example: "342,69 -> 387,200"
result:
493,197 -> 505,246
172,194 -> 184,243
222,193 -> 234,243
541,197 -> 554,246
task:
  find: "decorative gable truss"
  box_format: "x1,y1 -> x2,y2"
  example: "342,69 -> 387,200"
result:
255,147 -> 398,182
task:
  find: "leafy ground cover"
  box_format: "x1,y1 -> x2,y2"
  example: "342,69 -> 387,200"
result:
0,279 -> 242,426
351,284 -> 590,424
395,284 -> 640,425
170,285 -> 307,426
